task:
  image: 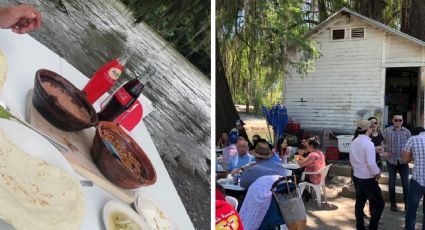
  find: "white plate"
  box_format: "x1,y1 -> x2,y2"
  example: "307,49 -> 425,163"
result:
0,118 -> 78,229
103,200 -> 151,230
134,192 -> 176,230
217,178 -> 233,185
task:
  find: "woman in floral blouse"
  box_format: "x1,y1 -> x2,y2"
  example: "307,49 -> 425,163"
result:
296,136 -> 326,201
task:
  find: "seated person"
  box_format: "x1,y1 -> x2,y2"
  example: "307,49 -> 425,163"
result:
216,199 -> 244,230
216,183 -> 244,229
272,138 -> 292,163
253,137 -> 273,150
222,128 -> 239,162
252,134 -> 261,146
297,142 -> 309,158
295,136 -> 326,201
240,142 -> 290,188
293,144 -> 308,179
227,139 -> 255,175
217,132 -> 229,149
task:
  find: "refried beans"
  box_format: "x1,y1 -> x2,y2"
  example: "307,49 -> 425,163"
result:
41,81 -> 91,122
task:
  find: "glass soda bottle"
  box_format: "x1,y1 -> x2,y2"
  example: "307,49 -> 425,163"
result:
83,55 -> 128,104
97,78 -> 145,122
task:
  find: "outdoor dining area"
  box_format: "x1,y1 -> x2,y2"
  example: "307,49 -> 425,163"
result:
216,105 -> 333,230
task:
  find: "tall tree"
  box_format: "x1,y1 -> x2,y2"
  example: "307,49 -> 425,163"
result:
402,0 -> 425,41
120,0 -> 210,76
216,39 -> 240,137
217,0 -> 320,115
354,0 -> 386,23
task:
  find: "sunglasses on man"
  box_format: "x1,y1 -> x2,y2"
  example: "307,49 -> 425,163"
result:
393,119 -> 403,122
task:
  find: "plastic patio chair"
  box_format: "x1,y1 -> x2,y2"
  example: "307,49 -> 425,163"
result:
298,164 -> 332,207
225,195 -> 239,209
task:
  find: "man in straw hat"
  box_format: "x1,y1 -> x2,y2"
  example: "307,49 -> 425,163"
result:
240,142 -> 290,188
350,120 -> 384,230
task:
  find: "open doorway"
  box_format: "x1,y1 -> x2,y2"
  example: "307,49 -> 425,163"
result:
385,67 -> 419,129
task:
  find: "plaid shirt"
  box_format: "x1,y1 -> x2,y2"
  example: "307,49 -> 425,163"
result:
403,132 -> 425,187
383,126 -> 411,165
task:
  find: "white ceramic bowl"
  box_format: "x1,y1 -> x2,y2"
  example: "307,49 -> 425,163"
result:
103,200 -> 151,230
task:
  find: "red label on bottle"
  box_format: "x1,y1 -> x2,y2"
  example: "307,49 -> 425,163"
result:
114,88 -> 132,106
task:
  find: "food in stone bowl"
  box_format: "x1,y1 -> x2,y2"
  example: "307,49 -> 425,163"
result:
32,69 -> 98,131
91,121 -> 157,189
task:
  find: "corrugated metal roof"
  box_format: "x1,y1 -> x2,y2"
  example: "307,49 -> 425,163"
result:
305,7 -> 425,47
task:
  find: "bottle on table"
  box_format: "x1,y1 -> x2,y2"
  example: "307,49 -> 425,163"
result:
97,78 -> 145,122
83,55 -> 129,104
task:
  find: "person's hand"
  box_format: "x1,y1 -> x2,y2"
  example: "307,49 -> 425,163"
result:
230,168 -> 241,176
376,146 -> 384,153
374,173 -> 381,182
379,151 -> 390,158
0,5 -> 42,34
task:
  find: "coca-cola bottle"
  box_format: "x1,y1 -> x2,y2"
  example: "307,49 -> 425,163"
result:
83,55 -> 129,104
97,78 -> 145,122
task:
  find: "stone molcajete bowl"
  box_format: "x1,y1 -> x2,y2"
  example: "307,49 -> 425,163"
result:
32,69 -> 98,131
91,121 -> 157,189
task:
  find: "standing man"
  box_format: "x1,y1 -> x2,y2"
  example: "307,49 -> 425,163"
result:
227,139 -> 255,175
235,119 -> 253,150
350,120 -> 384,230
401,127 -> 425,230
383,114 -> 411,211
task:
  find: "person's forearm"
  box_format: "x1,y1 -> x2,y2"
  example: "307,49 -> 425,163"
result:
401,151 -> 412,164
367,146 -> 380,175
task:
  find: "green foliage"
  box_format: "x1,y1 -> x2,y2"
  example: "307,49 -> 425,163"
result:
217,0 -> 320,113
218,0 -> 404,113
120,0 -> 210,76
0,106 -> 10,120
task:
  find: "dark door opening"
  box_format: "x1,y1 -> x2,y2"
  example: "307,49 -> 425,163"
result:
385,67 -> 419,129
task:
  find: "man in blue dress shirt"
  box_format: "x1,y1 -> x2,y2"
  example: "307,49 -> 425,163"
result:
227,139 -> 255,175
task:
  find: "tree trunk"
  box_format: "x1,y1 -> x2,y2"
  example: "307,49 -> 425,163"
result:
318,0 -> 328,22
401,0 -> 411,33
403,0 -> 425,41
216,40 -> 240,139
354,0 -> 385,23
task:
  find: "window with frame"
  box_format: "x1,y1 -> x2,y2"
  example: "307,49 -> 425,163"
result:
332,29 -> 345,40
351,27 -> 365,38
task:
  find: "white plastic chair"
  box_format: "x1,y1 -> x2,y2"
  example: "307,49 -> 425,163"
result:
225,195 -> 239,209
298,164 -> 332,207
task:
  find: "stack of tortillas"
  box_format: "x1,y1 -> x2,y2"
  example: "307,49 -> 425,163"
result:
0,129 -> 85,230
0,49 -> 6,94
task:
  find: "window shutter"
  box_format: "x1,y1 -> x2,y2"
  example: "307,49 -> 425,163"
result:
351,28 -> 365,38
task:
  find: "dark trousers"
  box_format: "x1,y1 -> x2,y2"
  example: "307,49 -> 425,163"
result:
353,176 -> 385,230
405,179 -> 425,230
387,161 -> 409,205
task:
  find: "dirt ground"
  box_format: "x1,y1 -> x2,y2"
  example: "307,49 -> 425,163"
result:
240,112 -> 424,229
305,176 -> 424,230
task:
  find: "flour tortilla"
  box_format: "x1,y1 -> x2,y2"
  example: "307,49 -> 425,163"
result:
0,129 -> 85,230
0,49 -> 6,93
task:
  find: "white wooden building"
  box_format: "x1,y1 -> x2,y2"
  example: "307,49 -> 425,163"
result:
284,7 -> 425,134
